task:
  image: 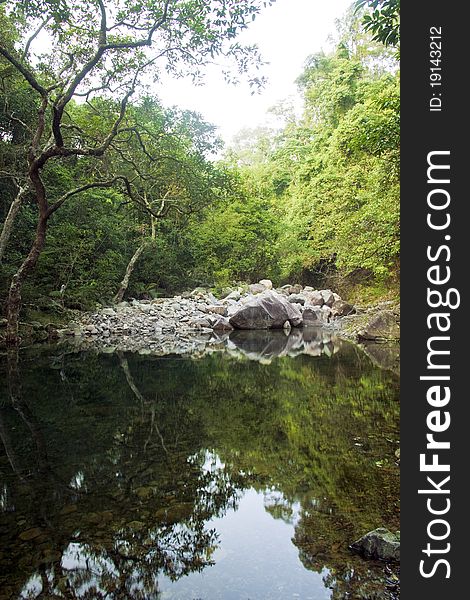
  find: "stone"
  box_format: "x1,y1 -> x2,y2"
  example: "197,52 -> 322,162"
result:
206,292 -> 219,304
206,305 -> 227,316
225,290 -> 241,301
212,317 -> 234,332
302,308 -> 323,327
229,291 -> 302,330
359,310 -> 400,341
259,279 -> 273,290
304,291 -> 324,306
191,318 -> 211,328
350,528 -> 400,561
282,284 -> 302,295
320,289 -> 336,307
248,283 -> 267,295
19,527 -> 44,541
331,300 -> 356,318
102,308 -> 116,317
288,293 -> 306,305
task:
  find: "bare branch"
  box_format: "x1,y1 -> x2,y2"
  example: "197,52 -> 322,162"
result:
23,17 -> 51,60
46,178 -> 123,217
8,112 -> 32,134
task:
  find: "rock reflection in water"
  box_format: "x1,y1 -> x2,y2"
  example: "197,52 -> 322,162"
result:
227,328 -> 339,363
0,341 -> 399,599
66,326 -> 341,363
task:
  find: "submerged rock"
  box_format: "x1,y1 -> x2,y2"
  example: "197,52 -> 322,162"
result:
350,528 -> 400,561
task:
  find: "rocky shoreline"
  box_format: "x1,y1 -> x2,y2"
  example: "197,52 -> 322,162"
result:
60,281 -> 344,359
61,280 -> 399,359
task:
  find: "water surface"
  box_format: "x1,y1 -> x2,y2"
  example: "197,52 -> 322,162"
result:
0,334 -> 399,599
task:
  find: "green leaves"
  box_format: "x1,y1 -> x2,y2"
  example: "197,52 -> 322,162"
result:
355,0 -> 400,52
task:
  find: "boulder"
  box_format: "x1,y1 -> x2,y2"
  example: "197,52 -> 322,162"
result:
280,284 -> 302,295
320,289 -> 336,307
288,293 -> 306,305
212,316 -> 234,332
304,291 -> 324,307
259,279 -> 273,290
248,283 -> 267,295
290,284 -> 303,295
350,528 -> 400,561
225,290 -> 241,302
229,291 -> 302,330
358,310 -> 400,341
331,300 -> 356,318
302,307 -> 324,327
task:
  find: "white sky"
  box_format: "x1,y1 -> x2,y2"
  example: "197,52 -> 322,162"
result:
158,0 -> 353,145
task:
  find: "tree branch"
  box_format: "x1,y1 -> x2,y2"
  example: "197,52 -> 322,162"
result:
22,16 -> 51,60
0,46 -> 47,97
46,178 -> 123,218
103,0 -> 172,50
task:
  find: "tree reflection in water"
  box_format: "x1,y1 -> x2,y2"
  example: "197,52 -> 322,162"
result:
0,339 -> 399,599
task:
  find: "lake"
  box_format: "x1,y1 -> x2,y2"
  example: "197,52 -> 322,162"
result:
0,332 -> 399,599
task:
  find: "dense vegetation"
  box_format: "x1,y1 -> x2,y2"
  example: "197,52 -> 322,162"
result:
0,1 -> 400,336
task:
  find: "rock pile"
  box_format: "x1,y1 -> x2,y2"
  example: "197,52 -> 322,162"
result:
67,280 -> 356,344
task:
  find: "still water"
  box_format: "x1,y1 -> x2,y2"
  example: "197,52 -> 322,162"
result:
0,332 -> 399,599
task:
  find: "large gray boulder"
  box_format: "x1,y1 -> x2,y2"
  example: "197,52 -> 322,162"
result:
350,528 -> 400,561
229,291 -> 302,330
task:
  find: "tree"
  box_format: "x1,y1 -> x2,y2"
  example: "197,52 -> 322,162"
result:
227,45 -> 400,290
355,0 -> 400,54
0,0 -> 274,344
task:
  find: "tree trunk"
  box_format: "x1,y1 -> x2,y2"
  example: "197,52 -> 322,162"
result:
5,216 -> 48,345
0,185 -> 27,262
114,240 -> 147,304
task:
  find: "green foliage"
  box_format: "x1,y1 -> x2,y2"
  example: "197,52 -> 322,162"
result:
1,1 -> 399,312
225,45 -> 400,290
355,0 -> 400,54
